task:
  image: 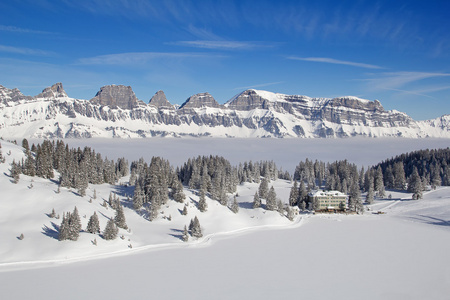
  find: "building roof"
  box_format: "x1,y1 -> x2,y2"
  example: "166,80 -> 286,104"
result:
309,190 -> 347,197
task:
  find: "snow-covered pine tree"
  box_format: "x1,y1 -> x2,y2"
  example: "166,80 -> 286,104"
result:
133,183 -> 144,210
266,186 -> 277,211
348,182 -> 362,212
190,216 -> 203,238
115,204 -> 128,229
182,225 -> 189,242
93,189 -> 97,199
86,212 -> 100,234
298,180 -> 307,205
300,201 -> 306,211
277,199 -> 284,214
408,167 -> 423,199
219,189 -> 228,206
69,207 -> 81,241
103,218 -> 118,240
148,202 -> 159,221
230,195 -> 239,214
366,184 -> 374,204
198,188 -> 208,212
172,179 -> 186,203
289,181 -> 299,206
182,206 -> 188,215
10,160 -> 20,183
252,191 -> 261,208
58,213 -> 70,241
375,167 -> 385,198
286,205 -> 295,221
258,178 -> 269,199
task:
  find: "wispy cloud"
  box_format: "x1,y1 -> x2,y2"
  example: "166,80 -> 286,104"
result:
364,71 -> 450,90
172,40 -> 273,50
0,44 -> 54,56
0,25 -> 54,35
233,81 -> 284,91
287,56 -> 384,69
78,52 -> 225,65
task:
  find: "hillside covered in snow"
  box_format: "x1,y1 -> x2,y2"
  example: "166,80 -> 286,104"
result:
0,83 -> 449,139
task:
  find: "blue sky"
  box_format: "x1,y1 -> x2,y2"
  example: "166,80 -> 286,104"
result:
0,0 -> 449,120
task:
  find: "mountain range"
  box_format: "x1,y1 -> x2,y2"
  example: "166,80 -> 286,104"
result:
0,83 -> 449,139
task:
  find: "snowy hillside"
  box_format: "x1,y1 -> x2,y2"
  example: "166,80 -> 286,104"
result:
0,83 -> 449,139
1,139 -> 450,300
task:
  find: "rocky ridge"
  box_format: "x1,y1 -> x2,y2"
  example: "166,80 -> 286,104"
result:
0,83 -> 448,139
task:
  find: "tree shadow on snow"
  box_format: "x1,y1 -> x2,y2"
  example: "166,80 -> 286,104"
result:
239,201 -> 254,209
169,228 -> 184,241
112,185 -> 136,210
409,214 -> 450,228
41,222 -> 60,240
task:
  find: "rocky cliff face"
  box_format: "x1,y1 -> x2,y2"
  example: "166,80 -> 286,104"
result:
90,85 -> 139,110
0,83 -> 448,139
180,92 -> 221,109
35,83 -> 67,99
148,90 -> 174,109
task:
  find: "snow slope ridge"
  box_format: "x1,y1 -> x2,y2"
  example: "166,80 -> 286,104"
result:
0,140 -> 301,269
0,83 -> 448,138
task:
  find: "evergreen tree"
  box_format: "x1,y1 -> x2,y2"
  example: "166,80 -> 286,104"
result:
252,191 -> 261,208
172,179 -> 186,203
69,207 -> 81,241
115,204 -> 128,229
58,213 -> 70,241
93,189 -> 97,199
266,186 -> 277,211
148,202 -> 159,221
182,225 -> 189,242
181,206 -> 188,215
374,167 -> 385,197
366,184 -> 374,204
190,216 -> 202,238
103,218 -> 118,240
132,184 -> 144,210
230,195 -> 239,213
277,199 -> 284,214
393,162 -> 406,190
10,160 -> 20,183
198,188 -> 208,212
219,189 -> 228,206
258,178 -> 269,199
286,205 -> 295,221
348,182 -> 362,212
300,201 -> 306,211
289,181 -> 299,206
86,212 -> 100,234
298,181 -> 308,205
408,167 -> 423,199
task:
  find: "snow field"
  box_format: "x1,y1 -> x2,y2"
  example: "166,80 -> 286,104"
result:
1,138 -> 450,299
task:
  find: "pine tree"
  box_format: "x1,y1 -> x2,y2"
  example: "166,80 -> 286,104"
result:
258,178 -> 269,199
219,189 -> 228,206
103,218 -> 118,240
172,179 -> 186,203
58,213 -> 70,241
182,225 -> 189,242
375,167 -> 385,197
198,188 -> 208,212
289,181 -> 299,206
10,160 -> 20,183
366,184 -> 374,204
93,189 -> 97,200
132,184 -> 144,210
266,186 -> 277,211
181,206 -> 188,215
408,167 -> 423,199
252,191 -> 261,208
86,212 -> 100,234
286,205 -> 295,221
300,201 -> 306,211
115,204 -> 128,229
69,207 -> 81,241
190,216 -> 203,238
230,195 -> 239,213
277,199 -> 284,214
298,181 -> 307,206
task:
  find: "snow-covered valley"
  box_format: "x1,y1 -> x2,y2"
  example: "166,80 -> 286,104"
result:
0,138 -> 449,299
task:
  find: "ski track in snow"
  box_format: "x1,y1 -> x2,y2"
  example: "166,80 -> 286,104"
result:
0,215 -> 305,271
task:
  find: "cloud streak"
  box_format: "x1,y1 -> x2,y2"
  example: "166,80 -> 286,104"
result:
233,81 -> 284,91
0,25 -> 54,35
0,44 -> 54,56
172,40 -> 273,50
78,52 -> 225,65
287,56 -> 384,69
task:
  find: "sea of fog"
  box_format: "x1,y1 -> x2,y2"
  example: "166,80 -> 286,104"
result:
54,137 -> 450,172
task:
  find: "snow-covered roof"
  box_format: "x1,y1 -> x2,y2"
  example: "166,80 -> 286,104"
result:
309,190 -> 347,197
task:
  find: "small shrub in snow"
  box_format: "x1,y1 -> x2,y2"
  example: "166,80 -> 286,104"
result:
18,233 -> 24,240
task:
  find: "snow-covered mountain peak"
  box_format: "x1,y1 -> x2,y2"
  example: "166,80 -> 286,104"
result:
35,83 -> 68,99
179,92 -> 221,109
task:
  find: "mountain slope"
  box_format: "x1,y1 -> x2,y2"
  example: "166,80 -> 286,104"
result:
0,83 -> 448,138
